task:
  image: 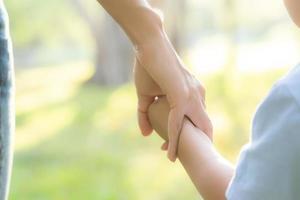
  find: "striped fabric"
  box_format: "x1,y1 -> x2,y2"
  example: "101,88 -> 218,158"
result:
0,3 -> 14,200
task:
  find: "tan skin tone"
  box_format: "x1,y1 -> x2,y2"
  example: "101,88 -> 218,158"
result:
95,1 -> 299,199
146,3 -> 299,199
148,97 -> 233,200
97,0 -> 212,161
95,0 -> 299,159
284,0 -> 300,27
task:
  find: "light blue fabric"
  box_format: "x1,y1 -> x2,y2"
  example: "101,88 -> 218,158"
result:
0,2 -> 14,200
226,64 -> 300,200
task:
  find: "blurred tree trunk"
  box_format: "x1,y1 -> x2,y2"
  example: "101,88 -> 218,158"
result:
72,0 -> 188,86
168,0 -> 187,54
92,16 -> 133,86
150,0 -> 187,54
72,0 -> 133,86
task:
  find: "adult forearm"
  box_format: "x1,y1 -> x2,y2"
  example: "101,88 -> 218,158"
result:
97,0 -> 187,94
97,0 -> 164,47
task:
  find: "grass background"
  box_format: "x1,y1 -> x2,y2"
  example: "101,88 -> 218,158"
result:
9,63 -> 286,199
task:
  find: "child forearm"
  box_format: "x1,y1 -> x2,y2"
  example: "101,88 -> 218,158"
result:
178,121 -> 234,200
148,97 -> 234,200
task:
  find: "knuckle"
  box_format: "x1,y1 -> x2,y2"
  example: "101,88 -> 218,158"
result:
197,84 -> 206,97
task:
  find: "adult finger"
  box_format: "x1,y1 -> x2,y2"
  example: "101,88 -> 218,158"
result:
137,95 -> 155,136
187,102 -> 213,140
167,108 -> 184,162
161,141 -> 168,151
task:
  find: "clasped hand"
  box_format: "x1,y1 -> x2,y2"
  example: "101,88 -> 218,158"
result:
134,39 -> 213,161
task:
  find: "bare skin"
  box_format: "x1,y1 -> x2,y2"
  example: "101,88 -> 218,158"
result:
148,97 -> 234,200
93,0 -> 300,199
96,0 -> 299,163
284,0 -> 300,27
146,2 -> 300,195
97,0 -> 212,161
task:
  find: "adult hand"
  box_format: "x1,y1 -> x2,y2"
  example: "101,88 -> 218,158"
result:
97,0 -> 211,161
134,38 -> 213,161
134,59 -> 163,137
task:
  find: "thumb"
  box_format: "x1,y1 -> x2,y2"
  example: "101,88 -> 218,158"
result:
137,94 -> 155,136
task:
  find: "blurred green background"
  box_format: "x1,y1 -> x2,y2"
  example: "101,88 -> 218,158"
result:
6,0 -> 300,199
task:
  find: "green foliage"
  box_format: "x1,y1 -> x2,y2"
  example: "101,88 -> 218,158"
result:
204,68 -> 285,161
6,0 -> 93,48
10,63 -> 286,199
11,64 -> 199,200
5,0 -> 294,198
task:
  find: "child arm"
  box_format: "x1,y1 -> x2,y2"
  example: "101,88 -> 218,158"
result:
148,97 -> 234,200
